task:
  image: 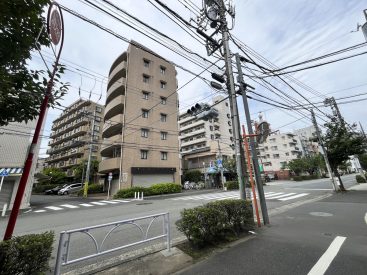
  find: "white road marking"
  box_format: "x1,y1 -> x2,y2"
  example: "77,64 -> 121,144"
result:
34,210 -> 46,213
100,200 -> 119,204
79,203 -> 93,207
307,236 -> 346,275
264,192 -> 284,198
45,206 -> 63,211
278,193 -> 309,201
111,199 -> 130,203
90,202 -> 107,206
365,212 -> 367,225
269,193 -> 297,199
60,204 -> 79,209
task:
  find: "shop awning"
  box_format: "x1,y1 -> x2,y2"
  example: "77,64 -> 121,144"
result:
0,167 -> 23,176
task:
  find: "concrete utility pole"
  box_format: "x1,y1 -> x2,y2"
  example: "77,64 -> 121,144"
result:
83,110 -> 96,197
218,1 -> 247,199
216,139 -> 225,190
310,109 -> 338,191
235,54 -> 269,224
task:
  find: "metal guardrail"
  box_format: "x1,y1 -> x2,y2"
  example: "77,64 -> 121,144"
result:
54,212 -> 170,275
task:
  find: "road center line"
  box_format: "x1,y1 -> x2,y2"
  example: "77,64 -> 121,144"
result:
60,204 -> 79,209
307,236 -> 346,275
365,212 -> 367,225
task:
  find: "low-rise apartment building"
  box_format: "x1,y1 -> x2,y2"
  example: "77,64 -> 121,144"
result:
46,99 -> 104,177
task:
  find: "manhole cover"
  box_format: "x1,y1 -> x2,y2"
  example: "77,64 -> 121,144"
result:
309,212 -> 333,217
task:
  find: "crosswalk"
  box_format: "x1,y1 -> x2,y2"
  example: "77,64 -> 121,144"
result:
170,191 -> 310,202
33,199 -> 131,214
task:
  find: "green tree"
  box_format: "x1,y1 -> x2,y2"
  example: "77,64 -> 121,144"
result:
222,158 -> 237,180
287,154 -> 325,176
358,154 -> 367,170
0,0 -> 68,126
323,116 -> 366,190
40,167 -> 66,185
72,159 -> 99,184
183,170 -> 202,183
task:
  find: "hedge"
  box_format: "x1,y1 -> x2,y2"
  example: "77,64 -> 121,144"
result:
176,199 -> 254,247
292,175 -> 320,181
224,181 -> 239,190
33,184 -> 58,194
77,184 -> 104,196
114,183 -> 181,199
356,175 -> 367,183
0,231 -> 54,275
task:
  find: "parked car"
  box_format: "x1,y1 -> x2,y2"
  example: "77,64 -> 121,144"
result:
44,184 -> 68,195
58,183 -> 83,195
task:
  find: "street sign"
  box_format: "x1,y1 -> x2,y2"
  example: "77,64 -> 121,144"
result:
217,159 -> 223,168
108,172 -> 113,181
256,121 -> 270,144
49,9 -> 62,45
0,170 -> 9,177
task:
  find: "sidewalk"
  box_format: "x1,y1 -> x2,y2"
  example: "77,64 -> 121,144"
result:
348,183 -> 367,191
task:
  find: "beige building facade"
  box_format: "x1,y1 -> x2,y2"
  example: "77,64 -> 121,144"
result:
99,42 -> 180,194
46,99 -> 104,177
179,95 -> 234,181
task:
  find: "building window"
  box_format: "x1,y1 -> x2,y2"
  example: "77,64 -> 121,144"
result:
161,96 -> 167,105
92,145 -> 99,152
160,66 -> 166,75
143,59 -> 150,68
210,126 -> 213,131
211,134 -> 214,140
143,74 -> 150,83
94,125 -> 100,131
142,109 -> 149,118
160,81 -> 166,89
285,152 -> 289,156
141,128 -> 149,138
161,131 -> 167,140
95,116 -> 101,122
96,106 -> 102,113
161,151 -> 167,160
160,113 -> 167,122
225,102 -> 229,107
141,150 -> 148,159
142,91 -> 150,100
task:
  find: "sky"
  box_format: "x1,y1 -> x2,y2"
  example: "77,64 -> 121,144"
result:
30,0 -> 367,157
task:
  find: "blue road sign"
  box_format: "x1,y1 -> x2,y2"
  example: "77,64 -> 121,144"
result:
217,159 -> 223,168
0,170 -> 9,177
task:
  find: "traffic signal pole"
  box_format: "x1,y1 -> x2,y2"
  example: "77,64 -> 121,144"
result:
236,54 -> 269,224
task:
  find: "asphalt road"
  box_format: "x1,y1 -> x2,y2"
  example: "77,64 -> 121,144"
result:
178,187 -> 367,275
0,174 -> 360,274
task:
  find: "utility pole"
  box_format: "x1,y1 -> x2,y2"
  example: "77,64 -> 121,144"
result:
359,121 -> 366,139
310,109 -> 338,191
216,139 -> 225,190
83,110 -> 96,197
218,1 -> 247,199
235,53 -> 269,224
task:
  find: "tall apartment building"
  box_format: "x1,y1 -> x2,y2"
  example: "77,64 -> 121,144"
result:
0,120 -> 42,210
258,132 -> 302,177
99,42 -> 180,193
178,95 -> 234,179
293,125 -> 319,156
46,99 -> 104,177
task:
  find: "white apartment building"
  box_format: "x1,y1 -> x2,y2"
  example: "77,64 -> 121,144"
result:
178,95 -> 234,177
0,120 -> 42,210
258,132 -> 302,176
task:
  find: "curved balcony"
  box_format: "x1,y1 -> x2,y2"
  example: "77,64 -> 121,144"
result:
106,77 -> 126,105
109,52 -> 127,75
109,61 -> 127,82
104,95 -> 124,122
99,157 -> 120,174
100,134 -> 122,157
102,114 -> 123,139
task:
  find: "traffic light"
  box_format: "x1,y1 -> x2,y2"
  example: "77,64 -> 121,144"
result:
196,108 -> 219,121
187,103 -> 218,121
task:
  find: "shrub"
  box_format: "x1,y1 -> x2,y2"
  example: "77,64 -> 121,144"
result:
149,183 -> 182,195
176,199 -> 254,247
356,175 -> 367,183
0,231 -> 54,275
114,183 -> 181,198
224,181 -> 239,190
77,184 -> 104,196
183,170 -> 202,183
32,184 -> 58,194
